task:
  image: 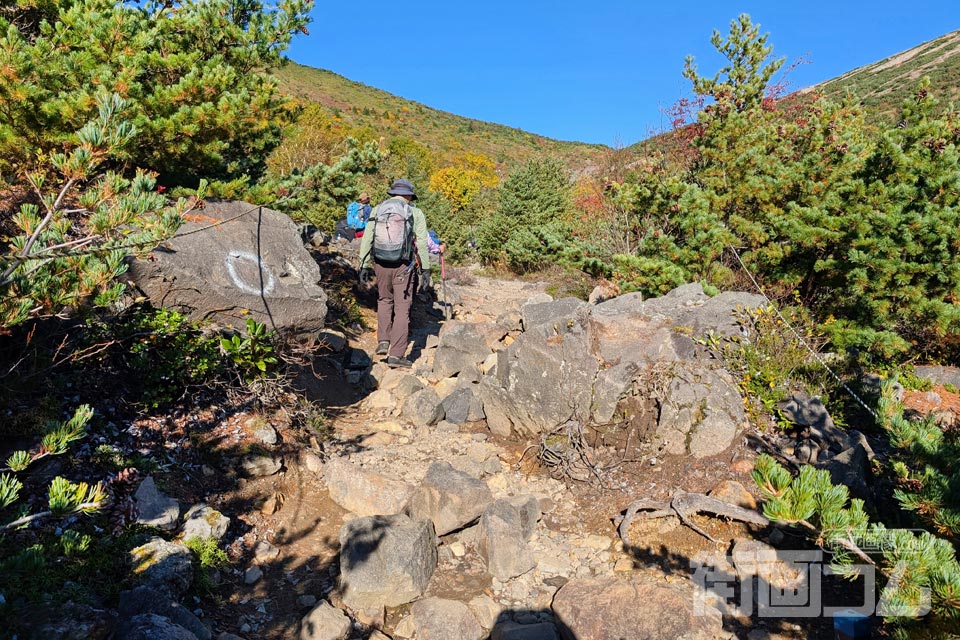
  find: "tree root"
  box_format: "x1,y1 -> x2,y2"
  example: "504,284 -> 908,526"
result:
615,491 -> 877,567
616,491 -> 770,544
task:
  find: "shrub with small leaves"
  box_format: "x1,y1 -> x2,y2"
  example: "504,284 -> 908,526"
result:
86,307 -> 223,409
184,536 -> 230,593
220,318 -> 279,382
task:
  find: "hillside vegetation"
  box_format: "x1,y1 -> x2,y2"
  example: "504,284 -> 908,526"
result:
272,62 -> 606,168
811,29 -> 960,122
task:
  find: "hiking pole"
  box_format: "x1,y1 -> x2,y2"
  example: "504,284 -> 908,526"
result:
440,251 -> 450,320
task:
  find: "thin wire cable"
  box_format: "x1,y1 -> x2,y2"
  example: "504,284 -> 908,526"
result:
728,245 -> 877,420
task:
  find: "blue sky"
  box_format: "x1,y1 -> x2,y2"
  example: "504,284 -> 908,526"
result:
286,1 -> 960,147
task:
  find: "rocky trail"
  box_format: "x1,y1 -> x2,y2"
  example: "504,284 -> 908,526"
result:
108,236 -> 935,640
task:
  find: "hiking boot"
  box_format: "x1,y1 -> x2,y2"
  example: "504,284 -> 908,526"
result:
375,341 -> 390,355
386,356 -> 413,368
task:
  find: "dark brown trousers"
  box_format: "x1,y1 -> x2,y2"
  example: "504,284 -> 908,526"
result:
374,262 -> 415,358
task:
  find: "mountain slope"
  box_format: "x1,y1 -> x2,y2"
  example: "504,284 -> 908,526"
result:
273,62 -> 607,167
801,30 -> 960,119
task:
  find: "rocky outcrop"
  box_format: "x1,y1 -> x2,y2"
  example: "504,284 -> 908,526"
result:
478,283 -> 764,458
655,364 -> 747,458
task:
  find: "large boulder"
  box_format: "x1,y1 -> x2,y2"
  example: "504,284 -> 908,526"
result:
324,458 -> 413,516
127,199 -> 328,334
433,322 -> 497,379
478,499 -> 536,581
339,514 -> 437,610
521,297 -> 588,332
587,292 -> 694,367
551,575 -> 723,640
404,461 -> 493,535
479,324 -> 598,438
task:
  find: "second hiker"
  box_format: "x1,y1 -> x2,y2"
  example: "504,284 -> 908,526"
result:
335,192 -> 372,241
358,178 -> 431,368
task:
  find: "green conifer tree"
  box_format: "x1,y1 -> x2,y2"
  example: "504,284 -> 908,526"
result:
0,0 -> 312,184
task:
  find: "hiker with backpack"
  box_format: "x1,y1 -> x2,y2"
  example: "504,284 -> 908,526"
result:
335,192 -> 372,241
357,178 -> 431,368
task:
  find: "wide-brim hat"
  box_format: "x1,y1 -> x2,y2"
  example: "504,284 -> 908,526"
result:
358,192 -> 370,203
386,178 -> 417,200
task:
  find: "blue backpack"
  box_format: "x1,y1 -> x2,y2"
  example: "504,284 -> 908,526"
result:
346,201 -> 362,228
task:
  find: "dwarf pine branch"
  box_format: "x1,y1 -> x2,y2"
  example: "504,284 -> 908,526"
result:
877,376 -> 960,540
752,454 -> 960,625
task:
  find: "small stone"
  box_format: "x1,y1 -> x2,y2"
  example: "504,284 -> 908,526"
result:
253,540 -> 280,563
260,492 -> 285,515
614,557 -> 634,572
468,594 -> 502,630
393,616 -> 415,638
244,566 -> 263,585
240,455 -> 282,478
297,595 -> 317,608
201,465 -> 216,477
372,419 -> 407,434
577,534 -> 611,550
301,451 -> 323,475
253,426 -> 278,445
729,458 -> 755,474
360,432 -> 394,447
435,420 -> 460,433
134,476 -> 180,531
299,601 -> 351,640
180,504 -> 230,542
708,480 -> 758,511
768,528 -> 785,545
354,605 -> 385,627
449,541 -> 467,557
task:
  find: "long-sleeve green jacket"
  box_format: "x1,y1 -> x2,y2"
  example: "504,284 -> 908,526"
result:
358,196 -> 430,270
